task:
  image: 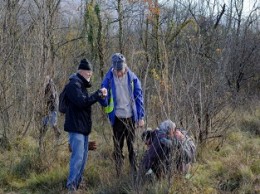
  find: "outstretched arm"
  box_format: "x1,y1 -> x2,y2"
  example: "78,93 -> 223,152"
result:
133,77 -> 145,126
66,82 -> 100,109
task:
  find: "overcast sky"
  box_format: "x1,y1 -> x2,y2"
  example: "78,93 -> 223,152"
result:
61,0 -> 258,19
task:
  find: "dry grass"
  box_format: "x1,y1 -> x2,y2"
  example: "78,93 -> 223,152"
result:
0,106 -> 260,193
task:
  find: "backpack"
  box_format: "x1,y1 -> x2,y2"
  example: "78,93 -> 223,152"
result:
58,84 -> 68,114
178,128 -> 196,163
141,128 -> 156,146
142,127 -> 197,164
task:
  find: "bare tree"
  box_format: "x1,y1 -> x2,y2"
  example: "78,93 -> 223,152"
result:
0,0 -> 259,177
0,0 -> 25,148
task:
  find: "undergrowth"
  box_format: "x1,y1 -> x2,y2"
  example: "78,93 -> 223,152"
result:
0,106 -> 259,193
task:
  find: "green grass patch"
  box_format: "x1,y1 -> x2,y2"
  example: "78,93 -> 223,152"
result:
240,119 -> 260,136
24,166 -> 67,193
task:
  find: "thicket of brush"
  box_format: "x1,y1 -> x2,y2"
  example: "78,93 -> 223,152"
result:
0,1 -> 259,193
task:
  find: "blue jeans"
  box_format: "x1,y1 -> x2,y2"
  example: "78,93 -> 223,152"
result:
67,132 -> 89,190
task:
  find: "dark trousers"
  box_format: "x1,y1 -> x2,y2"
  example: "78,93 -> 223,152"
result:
112,117 -> 136,176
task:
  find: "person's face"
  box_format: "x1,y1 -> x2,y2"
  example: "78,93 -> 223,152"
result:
81,70 -> 93,81
114,69 -> 125,78
173,129 -> 184,140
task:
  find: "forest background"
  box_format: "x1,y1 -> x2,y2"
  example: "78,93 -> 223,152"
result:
0,0 -> 259,193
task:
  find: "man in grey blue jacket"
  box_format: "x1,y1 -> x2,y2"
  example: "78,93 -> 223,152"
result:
64,59 -> 107,191
100,53 -> 145,176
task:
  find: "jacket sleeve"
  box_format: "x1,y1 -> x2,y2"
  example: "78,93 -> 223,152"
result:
133,76 -> 145,120
160,137 -> 173,148
99,72 -> 111,107
66,81 -> 100,109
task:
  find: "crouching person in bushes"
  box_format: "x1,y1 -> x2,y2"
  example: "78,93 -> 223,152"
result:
139,120 -> 177,181
139,120 -> 196,182
173,127 -> 196,177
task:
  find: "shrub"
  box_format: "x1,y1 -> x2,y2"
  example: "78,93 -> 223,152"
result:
25,166 -> 67,193
251,160 -> 260,175
0,137 -> 11,151
240,119 -> 260,137
84,165 -> 102,188
11,150 -> 43,179
0,161 -> 8,188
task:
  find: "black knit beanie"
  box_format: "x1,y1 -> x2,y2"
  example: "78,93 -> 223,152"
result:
78,59 -> 92,71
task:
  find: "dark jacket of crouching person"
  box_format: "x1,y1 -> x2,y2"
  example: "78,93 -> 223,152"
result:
139,120 -> 176,181
139,121 -> 196,182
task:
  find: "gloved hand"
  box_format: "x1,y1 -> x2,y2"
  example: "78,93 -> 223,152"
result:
88,141 -> 97,151
68,140 -> 97,152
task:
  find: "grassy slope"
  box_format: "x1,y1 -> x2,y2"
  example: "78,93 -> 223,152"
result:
0,107 -> 259,194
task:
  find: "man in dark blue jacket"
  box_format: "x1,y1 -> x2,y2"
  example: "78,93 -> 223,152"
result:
100,53 -> 145,176
64,58 -> 107,191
